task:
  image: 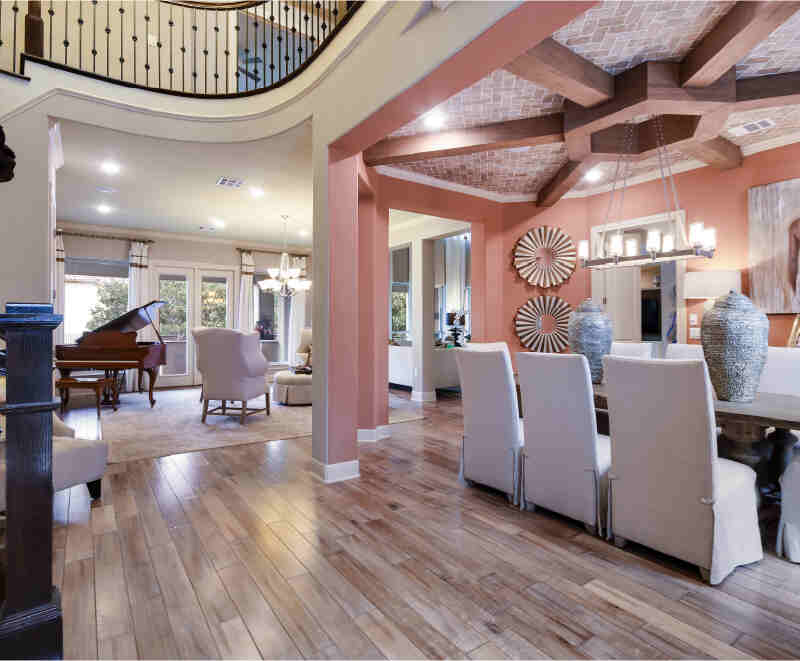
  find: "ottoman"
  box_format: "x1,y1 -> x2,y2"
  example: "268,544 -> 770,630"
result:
272,370 -> 312,405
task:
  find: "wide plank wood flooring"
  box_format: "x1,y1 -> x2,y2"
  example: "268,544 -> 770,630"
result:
39,390 -> 800,658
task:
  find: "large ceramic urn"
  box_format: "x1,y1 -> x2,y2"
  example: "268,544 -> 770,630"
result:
701,292 -> 769,402
568,299 -> 613,383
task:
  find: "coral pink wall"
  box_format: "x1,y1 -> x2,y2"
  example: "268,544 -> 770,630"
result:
374,141 -> 800,362
584,141 -> 800,347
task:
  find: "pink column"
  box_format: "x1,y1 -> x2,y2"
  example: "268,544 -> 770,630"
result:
357,187 -> 389,433
326,150 -> 360,465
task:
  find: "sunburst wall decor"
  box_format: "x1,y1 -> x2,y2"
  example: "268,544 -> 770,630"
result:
513,226 -> 576,288
515,295 -> 572,353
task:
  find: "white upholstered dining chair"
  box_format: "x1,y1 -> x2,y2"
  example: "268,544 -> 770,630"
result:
603,356 -> 763,584
455,343 -> 522,503
610,342 -> 654,359
192,327 -> 270,424
665,343 -> 704,360
517,352 -> 610,535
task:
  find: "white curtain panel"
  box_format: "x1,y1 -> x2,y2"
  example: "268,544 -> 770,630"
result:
238,251 -> 255,331
125,241 -> 150,391
445,235 -> 468,313
54,232 -> 65,345
288,290 -> 307,363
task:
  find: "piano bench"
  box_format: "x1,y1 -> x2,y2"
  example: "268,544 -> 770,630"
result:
56,376 -> 117,417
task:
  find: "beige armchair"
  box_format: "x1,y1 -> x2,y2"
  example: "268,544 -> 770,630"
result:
192,327 -> 270,424
1,412 -> 107,507
295,327 -> 312,366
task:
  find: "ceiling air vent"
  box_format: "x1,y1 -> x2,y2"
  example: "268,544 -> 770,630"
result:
728,118 -> 776,137
216,176 -> 244,189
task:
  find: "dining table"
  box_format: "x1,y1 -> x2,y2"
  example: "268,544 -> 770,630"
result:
516,378 -> 800,499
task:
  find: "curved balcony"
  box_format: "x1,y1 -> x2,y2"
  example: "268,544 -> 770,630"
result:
0,0 -> 361,97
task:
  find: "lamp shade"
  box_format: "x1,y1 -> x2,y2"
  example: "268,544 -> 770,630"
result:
684,270 -> 741,299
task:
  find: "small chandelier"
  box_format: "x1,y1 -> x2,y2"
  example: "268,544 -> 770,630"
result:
257,215 -> 312,297
578,116 -> 715,270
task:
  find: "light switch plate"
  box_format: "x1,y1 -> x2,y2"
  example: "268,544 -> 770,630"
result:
689,313 -> 699,326
689,327 -> 701,340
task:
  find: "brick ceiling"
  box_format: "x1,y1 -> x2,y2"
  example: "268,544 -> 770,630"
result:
383,1 -> 800,202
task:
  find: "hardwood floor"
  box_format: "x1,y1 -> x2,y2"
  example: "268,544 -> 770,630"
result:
40,391 -> 800,659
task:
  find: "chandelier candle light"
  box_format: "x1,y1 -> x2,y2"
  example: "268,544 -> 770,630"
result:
257,215 -> 312,297
576,117 -> 715,270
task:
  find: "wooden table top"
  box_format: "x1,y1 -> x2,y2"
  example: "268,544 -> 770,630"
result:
55,360 -> 141,369
593,382 -> 800,429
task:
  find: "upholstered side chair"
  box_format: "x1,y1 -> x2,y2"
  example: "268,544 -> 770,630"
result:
192,327 -> 270,424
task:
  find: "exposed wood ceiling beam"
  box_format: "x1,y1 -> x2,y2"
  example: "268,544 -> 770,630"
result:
676,136 -> 743,169
680,2 -> 800,88
503,38 -> 613,107
363,115 -> 564,167
565,63 -> 735,137
735,71 -> 800,110
538,157 -> 601,207
590,115 -> 700,157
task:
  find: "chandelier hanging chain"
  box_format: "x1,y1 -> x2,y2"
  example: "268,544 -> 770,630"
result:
599,120 -> 636,258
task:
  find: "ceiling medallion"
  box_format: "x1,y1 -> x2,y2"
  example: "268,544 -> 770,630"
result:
513,226 -> 576,288
515,295 -> 571,353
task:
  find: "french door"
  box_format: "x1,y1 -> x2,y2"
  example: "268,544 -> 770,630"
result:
151,266 -> 235,387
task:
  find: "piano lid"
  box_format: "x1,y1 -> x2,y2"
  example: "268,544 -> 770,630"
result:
79,300 -> 166,341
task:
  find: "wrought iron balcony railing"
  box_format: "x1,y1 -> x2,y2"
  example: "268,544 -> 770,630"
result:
0,0 -> 360,97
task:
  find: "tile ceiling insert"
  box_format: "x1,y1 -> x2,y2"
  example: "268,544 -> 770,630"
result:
723,106 -> 800,149
392,143 -> 568,196
737,9 -> 800,78
389,70 -> 563,138
570,148 -> 695,193
552,1 -> 735,75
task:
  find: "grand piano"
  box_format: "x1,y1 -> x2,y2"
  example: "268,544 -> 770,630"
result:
55,300 -> 167,407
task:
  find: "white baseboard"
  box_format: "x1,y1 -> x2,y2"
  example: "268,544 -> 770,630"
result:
411,390 -> 436,402
311,458 -> 360,483
357,425 -> 392,442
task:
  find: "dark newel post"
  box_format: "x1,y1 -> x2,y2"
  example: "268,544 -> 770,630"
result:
24,1 -> 44,58
0,304 -> 64,659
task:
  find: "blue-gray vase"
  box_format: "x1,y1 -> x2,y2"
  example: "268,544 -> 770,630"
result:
569,299 -> 613,384
701,291 -> 769,402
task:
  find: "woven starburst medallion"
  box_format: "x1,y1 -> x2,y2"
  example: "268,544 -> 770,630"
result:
515,295 -> 572,353
513,226 -> 576,288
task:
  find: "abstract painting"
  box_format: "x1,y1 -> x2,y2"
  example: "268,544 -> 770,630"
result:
749,178 -> 800,313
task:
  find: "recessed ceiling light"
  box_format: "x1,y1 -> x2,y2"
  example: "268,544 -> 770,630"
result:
100,161 -> 120,175
249,187 -> 265,198
209,216 -> 225,229
423,108 -> 446,130
97,204 -> 112,214
584,168 -> 603,183
298,229 -> 309,237
96,186 -> 117,194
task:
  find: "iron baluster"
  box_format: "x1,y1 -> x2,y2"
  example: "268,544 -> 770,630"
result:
224,10 -> 229,93
12,1 -> 18,73
244,6 -> 249,91
92,0 -> 97,73
332,0 -> 337,28
47,0 -> 52,60
105,0 -> 109,77
157,0 -> 162,89
118,2 -> 124,80
63,1 -> 67,65
131,1 -> 136,84
168,3 -> 173,89
261,1 -> 266,89
203,10 -> 208,94
192,8 -> 196,93
213,9 -> 218,94
144,1 -> 149,86
78,1 -> 84,71
252,11 -> 257,88
181,6 -> 186,92
291,0 -> 295,72
269,1 -> 274,85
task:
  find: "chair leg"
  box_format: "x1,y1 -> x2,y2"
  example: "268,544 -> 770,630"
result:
699,567 -> 711,583
95,388 -> 102,418
199,384 -> 203,402
265,391 -> 270,416
240,401 -> 247,425
222,400 -> 227,415
87,479 -> 102,500
584,523 -> 599,537
202,398 -> 209,423
613,535 -> 628,549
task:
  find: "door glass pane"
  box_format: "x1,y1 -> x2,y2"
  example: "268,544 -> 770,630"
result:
201,275 -> 229,328
253,280 -> 284,362
158,274 -> 189,376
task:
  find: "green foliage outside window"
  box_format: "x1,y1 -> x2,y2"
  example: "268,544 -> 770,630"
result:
158,279 -> 189,339
88,278 -> 129,330
391,291 -> 408,333
201,281 -> 228,328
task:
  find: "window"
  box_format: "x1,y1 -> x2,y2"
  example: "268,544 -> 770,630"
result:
390,246 -> 411,343
64,258 -> 129,344
253,278 -> 290,362
391,284 -> 410,336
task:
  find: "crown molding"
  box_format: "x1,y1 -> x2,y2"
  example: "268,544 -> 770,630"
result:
375,165 -> 538,203
56,220 -> 311,254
